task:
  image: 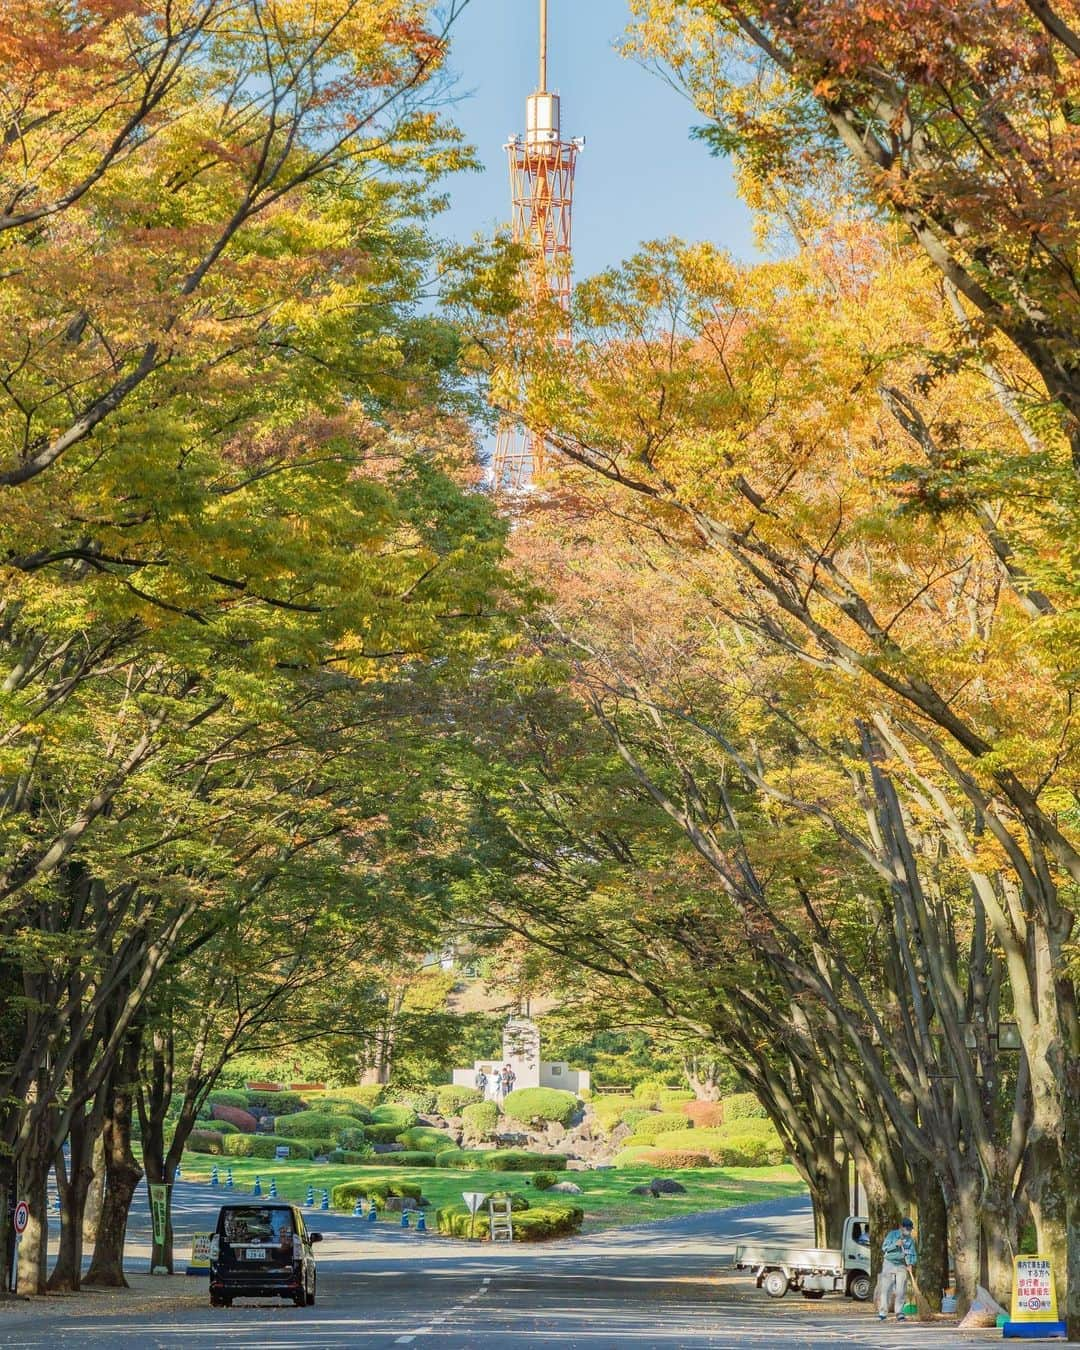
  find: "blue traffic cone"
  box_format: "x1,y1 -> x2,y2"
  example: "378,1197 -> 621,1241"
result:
252,1175 -> 262,1197
210,1165 -> 219,1187
353,1197 -> 364,1218
416,1212 -> 426,1233
305,1185 -> 315,1206
400,1210 -> 410,1229
53,1193 -> 60,1215
226,1168 -> 234,1189
320,1190 -> 330,1211
269,1177 -> 278,1198
367,1205 -> 377,1224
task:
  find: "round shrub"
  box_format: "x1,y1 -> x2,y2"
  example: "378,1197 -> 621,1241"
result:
207,1089 -> 250,1109
319,1099 -> 372,1122
397,1126 -> 456,1154
631,1112 -> 693,1141
186,1128 -> 225,1155
435,1085 -> 483,1117
647,1149 -> 712,1169
211,1104 -> 258,1134
502,1087 -> 578,1127
275,1110 -> 349,1140
621,1108 -> 654,1131
371,1104 -> 418,1130
389,1088 -> 438,1114
331,1179 -> 421,1211
631,1080 -> 666,1108
221,1134 -> 314,1160
338,1127 -> 367,1150
683,1101 -> 725,1128
589,1099 -> 625,1134
366,1122 -> 408,1144
462,1100 -> 499,1142
245,1090 -> 305,1115
531,1172 -> 557,1191
723,1092 -> 768,1121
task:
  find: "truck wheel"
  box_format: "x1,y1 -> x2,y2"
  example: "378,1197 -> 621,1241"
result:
763,1269 -> 789,1299
847,1272 -> 872,1302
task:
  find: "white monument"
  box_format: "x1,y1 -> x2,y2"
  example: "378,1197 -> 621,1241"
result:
452,1017 -> 590,1098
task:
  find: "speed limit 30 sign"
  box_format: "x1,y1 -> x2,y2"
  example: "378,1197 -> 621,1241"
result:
13,1201 -> 29,1235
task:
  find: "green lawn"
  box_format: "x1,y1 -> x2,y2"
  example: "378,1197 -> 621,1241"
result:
179,1152 -> 805,1233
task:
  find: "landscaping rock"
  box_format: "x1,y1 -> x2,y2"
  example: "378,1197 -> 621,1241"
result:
629,1185 -> 653,1196
384,1196 -> 419,1212
547,1181 -> 582,1195
649,1178 -> 687,1195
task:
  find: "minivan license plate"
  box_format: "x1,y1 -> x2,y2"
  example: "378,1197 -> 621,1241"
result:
245,1247 -> 266,1260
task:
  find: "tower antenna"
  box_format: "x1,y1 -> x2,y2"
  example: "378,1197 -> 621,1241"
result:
491,0 -> 583,493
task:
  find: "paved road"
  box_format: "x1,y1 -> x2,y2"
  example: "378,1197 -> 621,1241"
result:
0,1183 -> 995,1348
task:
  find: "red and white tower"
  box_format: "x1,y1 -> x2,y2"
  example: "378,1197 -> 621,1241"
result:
491,0 -> 582,492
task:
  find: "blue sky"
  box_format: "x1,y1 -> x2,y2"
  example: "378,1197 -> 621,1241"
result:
439,0 -> 757,279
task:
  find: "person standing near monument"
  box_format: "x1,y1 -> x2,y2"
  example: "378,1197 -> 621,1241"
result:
878,1218 -> 917,1322
492,1069 -> 505,1104
501,1064 -> 516,1097
474,1067 -> 488,1097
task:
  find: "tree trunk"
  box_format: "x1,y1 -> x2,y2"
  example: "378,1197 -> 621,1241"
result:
914,1166 -> 947,1311
84,1037 -> 142,1289
15,1131 -> 52,1296
804,1142 -> 850,1248
945,1171 -> 982,1315
862,1165 -> 902,1290
0,1156 -> 13,1293
82,1132 -> 105,1251
47,1094 -> 102,1292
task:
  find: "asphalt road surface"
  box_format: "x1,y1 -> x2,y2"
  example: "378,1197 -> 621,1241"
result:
0,1183 -> 997,1348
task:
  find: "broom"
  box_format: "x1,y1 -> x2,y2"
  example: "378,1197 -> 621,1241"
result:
906,1262 -> 936,1322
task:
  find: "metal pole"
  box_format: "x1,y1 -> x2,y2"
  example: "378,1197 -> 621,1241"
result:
539,0 -> 547,90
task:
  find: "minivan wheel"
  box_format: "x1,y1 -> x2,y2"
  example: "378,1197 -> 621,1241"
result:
210,1294 -> 232,1308
306,1275 -> 316,1307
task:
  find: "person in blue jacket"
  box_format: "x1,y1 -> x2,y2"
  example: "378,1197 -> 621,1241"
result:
878,1217 -> 917,1321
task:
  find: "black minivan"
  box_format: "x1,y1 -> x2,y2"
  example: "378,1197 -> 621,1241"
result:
209,1202 -> 322,1308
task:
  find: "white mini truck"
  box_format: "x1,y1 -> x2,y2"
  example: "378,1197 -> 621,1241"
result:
734,1215 -> 871,1301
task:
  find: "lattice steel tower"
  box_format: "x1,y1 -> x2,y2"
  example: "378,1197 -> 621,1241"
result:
491,0 -> 583,492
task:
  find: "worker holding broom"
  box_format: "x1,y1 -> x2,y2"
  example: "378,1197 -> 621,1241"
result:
878,1217 -> 918,1322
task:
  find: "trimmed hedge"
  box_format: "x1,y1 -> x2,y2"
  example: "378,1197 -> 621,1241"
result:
275,1110 -> 349,1140
652,1125 -> 785,1166
370,1104 -> 418,1130
319,1099 -> 372,1122
331,1179 -> 422,1211
621,1107 -> 654,1130
435,1085 -> 483,1117
531,1171 -> 557,1191
326,1085 -> 385,1107
397,1126 -> 456,1154
187,1128 -> 225,1155
434,1148 -> 568,1172
212,1104 -> 258,1134
435,1202 -> 583,1241
215,1121 -> 239,1135
222,1134 -> 315,1160
612,1145 -> 661,1167
207,1089 -> 250,1109
245,1090 -> 305,1115
462,1100 -> 499,1141
328,1149 -> 372,1165
646,1149 -> 713,1169
683,1101 -> 725,1128
660,1089 -> 695,1105
338,1126 -> 367,1150
502,1087 -> 578,1127
723,1092 -> 768,1121
366,1123 -> 407,1144
355,1150 -> 437,1167
589,1099 -> 626,1134
631,1112 -> 693,1141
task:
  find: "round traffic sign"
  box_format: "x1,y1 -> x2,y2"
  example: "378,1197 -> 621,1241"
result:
13,1201 -> 29,1234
